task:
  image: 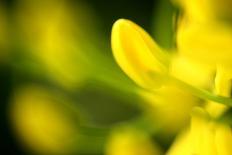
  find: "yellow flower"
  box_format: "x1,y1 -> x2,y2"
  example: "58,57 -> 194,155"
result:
111,19 -> 201,133
174,1 -> 232,115
111,1 -> 232,154
167,107 -> 232,155
177,21 -> 232,68
111,18 -> 216,93
176,0 -> 232,96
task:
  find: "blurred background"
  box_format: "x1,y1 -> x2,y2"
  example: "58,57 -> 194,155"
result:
0,0 -> 174,154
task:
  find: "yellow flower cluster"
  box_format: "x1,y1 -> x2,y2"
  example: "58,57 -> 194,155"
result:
109,0 -> 232,154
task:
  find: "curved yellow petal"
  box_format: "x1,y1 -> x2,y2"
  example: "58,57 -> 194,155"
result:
111,19 -> 169,89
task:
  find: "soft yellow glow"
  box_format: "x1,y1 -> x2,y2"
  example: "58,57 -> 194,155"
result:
15,0 -> 91,88
173,0 -> 214,23
141,83 -> 198,133
170,55 -> 214,88
215,125 -> 232,155
111,19 -> 169,89
205,101 -> 227,118
177,22 -> 232,67
106,127 -> 162,155
9,86 -> 78,154
166,129 -> 192,155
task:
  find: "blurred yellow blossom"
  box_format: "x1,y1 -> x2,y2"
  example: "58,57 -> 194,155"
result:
2,0 -> 232,154
14,0 -> 99,88
168,107 -> 232,155
105,127 -> 162,155
9,86 -> 79,154
141,83 -> 198,133
111,1 -> 232,152
175,0 -> 232,122
111,19 -> 200,133
176,0 -> 232,96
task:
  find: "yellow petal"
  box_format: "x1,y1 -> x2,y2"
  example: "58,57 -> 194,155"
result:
205,101 -> 227,118
191,107 -> 208,154
141,83 -> 197,134
177,22 -> 232,67
111,19 -> 169,89
215,65 -> 232,97
173,0 -> 213,23
10,86 -> 78,154
105,127 -> 162,155
191,107 -> 217,155
166,129 -> 193,155
170,55 -> 214,88
215,124 -> 232,155
174,0 -> 232,23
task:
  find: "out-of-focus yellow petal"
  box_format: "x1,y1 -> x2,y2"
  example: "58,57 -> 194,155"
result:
205,101 -> 227,118
174,0 -> 232,23
205,66 -> 231,117
15,0 -> 94,89
175,0 -> 232,66
169,107 -> 232,155
173,0 -> 213,23
111,19 -> 169,89
141,83 -> 198,134
215,124 -> 232,155
9,86 -> 79,154
170,55 -> 214,88
215,65 -> 232,97
177,22 -> 232,67
166,129 -> 193,155
190,107 -> 209,154
105,127 -> 162,155
168,106 -> 232,155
